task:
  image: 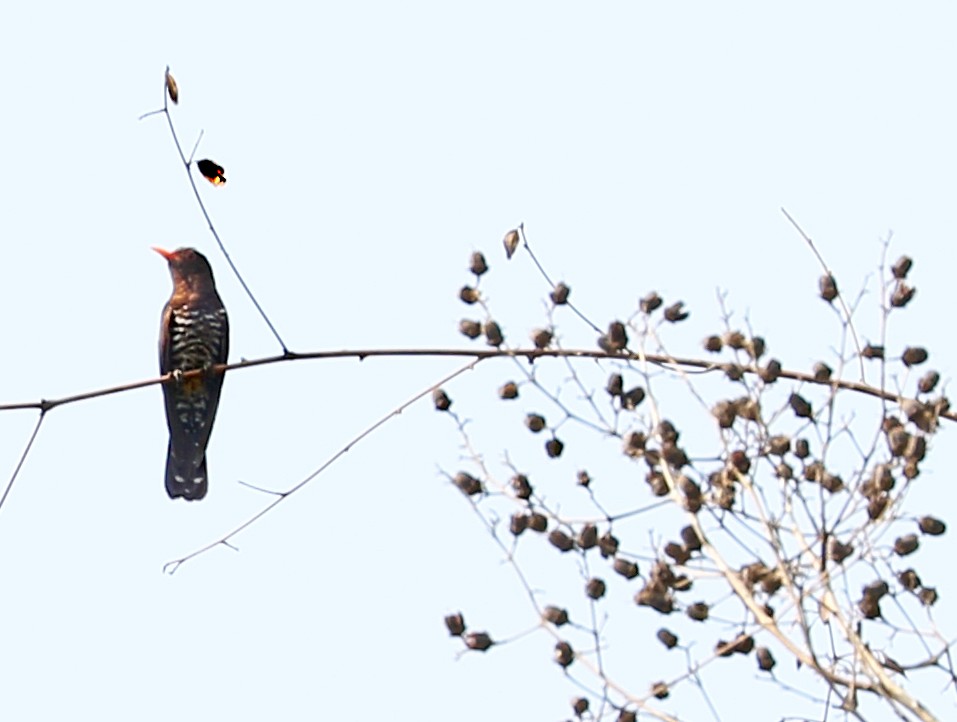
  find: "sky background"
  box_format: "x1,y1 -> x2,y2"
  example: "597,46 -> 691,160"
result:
2,2 -> 957,721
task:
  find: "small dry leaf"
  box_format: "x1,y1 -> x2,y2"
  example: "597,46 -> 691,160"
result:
503,228 -> 520,259
165,68 -> 179,104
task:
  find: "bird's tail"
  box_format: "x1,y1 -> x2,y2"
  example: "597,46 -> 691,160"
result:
165,446 -> 208,501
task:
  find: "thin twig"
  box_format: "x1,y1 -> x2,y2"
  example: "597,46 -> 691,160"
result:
0,413 -> 46,514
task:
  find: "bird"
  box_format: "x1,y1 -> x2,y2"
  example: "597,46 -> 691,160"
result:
154,247 -> 230,500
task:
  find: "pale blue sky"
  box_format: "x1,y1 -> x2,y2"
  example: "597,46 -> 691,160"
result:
1,3 -> 956,720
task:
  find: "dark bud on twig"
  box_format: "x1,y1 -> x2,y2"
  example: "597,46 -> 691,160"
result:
746,336 -> 766,360
894,534 -> 920,556
918,371 -> 940,393
542,606 -> 569,626
196,159 -> 226,186
577,470 -> 591,487
664,542 -> 690,565
919,516 -> 946,536
724,364 -> 744,381
545,437 -> 564,458
828,538 -> 854,563
640,292 -> 663,313
585,577 -> 606,600
510,474 -> 532,500
503,229 -> 520,259
465,631 -> 493,651
892,255 -> 913,279
819,273 -> 838,302
165,68 -> 179,104
731,634 -> 754,654
444,612 -> 465,636
599,321 -> 629,352
606,373 -> 624,397
663,301 -> 689,322
686,601 -> 709,621
794,438 -> 810,459
613,558 -> 639,579
509,513 -> 527,536
548,529 -> 574,552
650,682 -> 669,699
724,330 -> 746,349
812,362 -> 832,381
598,532 -> 619,558
621,387 -> 645,410
656,628 -> 678,649
577,523 -> 598,549
459,286 -> 480,304
459,319 -> 482,339
623,431 -> 646,457
618,711 -> 637,722
469,252 -> 488,276
766,434 -> 791,456
919,587 -> 938,606
891,282 -> 916,308
775,462 -> 793,480
527,512 -> 548,532
483,320 -> 504,347
550,282 -> 570,305
858,595 -> 882,619
554,641 -> 574,668
759,358 -> 782,383
432,388 -> 452,411
498,381 -> 519,399
680,525 -> 702,552
531,328 -> 553,349
453,472 -> 482,496
704,335 -> 723,353
571,697 -> 589,717
756,647 -> 776,671
902,346 -> 928,367
868,494 -> 889,520
789,393 -> 813,419
862,344 -> 884,360
898,568 -> 921,591
712,400 -> 736,428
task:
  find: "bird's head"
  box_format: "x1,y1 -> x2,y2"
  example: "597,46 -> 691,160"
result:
153,247 -> 217,289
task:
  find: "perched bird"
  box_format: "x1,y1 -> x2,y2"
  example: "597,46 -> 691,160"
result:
154,247 -> 229,500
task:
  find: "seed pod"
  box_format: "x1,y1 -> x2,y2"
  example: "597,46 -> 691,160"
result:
794,438 -> 810,459
766,434 -> 791,456
663,301 -> 689,322
598,532 -> 619,558
715,639 -> 734,658
746,336 -> 766,360
862,580 -> 889,600
618,710 -> 637,722
886,426 -> 909,457
549,529 -> 574,552
729,450 -> 750,473
724,330 -> 746,349
812,362 -> 832,381
605,373 -> 624,397
509,513 -> 527,536
635,587 -> 675,614
465,631 -> 492,651
469,252 -> 488,276
510,474 -> 532,500
577,523 -> 598,550
736,398 -> 760,421
613,557 -> 639,579
819,274 -> 838,302
585,577 -> 607,600
759,358 -> 782,383
459,285 -> 480,304
498,381 -> 519,399
483,320 -> 504,347
868,494 -> 889,520
686,602 -> 709,621
724,364 -> 744,381
902,346 -> 928,367
890,282 -> 915,307
862,344 -> 885,359
894,534 -> 920,556
503,229 -> 520,259
577,470 -> 591,487
918,587 -> 938,606
623,431 -> 646,457
640,291 -> 663,313
712,400 -> 736,428
650,681 -> 669,699
665,542 -> 690,565
918,371 -> 940,393
542,606 -> 569,626
892,255 -> 913,279
550,282 -> 570,305
453,472 -> 482,496
554,641 -> 574,667
704,335 -> 723,352
525,414 -> 546,433
775,462 -> 793,480
165,68 -> 179,104
828,538 -> 854,563
571,697 -> 589,716
545,437 -> 564,458
432,388 -> 452,411
732,634 -> 754,654
444,612 -> 465,636
527,513 -> 548,532
605,321 -> 629,351
789,393 -> 813,419
656,628 -> 678,649
918,516 -> 946,536
858,594 -> 882,619
680,525 -> 702,551
621,386 -> 645,410
898,569 -> 921,590
530,328 -> 553,350
459,319 -> 482,339
756,647 -> 776,671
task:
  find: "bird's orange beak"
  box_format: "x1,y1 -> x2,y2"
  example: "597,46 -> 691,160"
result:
152,246 -> 175,261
